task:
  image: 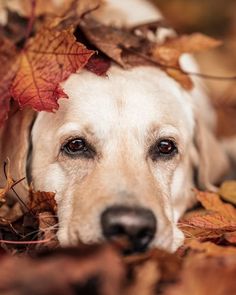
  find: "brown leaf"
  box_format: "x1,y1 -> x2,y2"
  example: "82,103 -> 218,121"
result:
183,211 -> 236,230
0,244 -> 124,295
163,33 -> 222,53
0,37 -> 18,125
183,240 -> 236,257
0,161 -> 14,202
196,190 -> 236,220
219,180 -> 236,205
151,33 -> 221,90
79,18 -> 145,68
11,27 -> 94,111
28,190 -> 57,215
164,254 -> 236,295
85,54 -> 111,76
125,261 -> 160,295
224,231 -> 236,244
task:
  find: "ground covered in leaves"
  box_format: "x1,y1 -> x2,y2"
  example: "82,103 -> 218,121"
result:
1,0 -> 236,294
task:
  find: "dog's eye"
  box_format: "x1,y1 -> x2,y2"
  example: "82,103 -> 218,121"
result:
62,138 -> 95,158
149,139 -> 178,161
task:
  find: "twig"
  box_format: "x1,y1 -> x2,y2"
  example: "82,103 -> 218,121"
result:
25,0 -> 37,41
122,46 -> 236,82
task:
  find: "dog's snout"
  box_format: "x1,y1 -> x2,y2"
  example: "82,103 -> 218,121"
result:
101,206 -> 156,253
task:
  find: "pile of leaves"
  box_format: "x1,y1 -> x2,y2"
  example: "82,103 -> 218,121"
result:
0,0 -> 222,126
1,0 -> 236,294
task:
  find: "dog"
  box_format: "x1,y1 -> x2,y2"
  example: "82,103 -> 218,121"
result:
0,0 -> 231,252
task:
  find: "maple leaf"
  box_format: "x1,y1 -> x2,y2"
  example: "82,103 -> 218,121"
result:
11,27 -> 94,111
0,37 -> 18,125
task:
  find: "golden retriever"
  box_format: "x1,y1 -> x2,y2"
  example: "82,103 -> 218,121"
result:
0,0 -> 230,253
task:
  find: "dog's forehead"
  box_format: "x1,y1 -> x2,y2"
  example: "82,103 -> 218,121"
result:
35,66 -> 194,141
59,66 -> 194,132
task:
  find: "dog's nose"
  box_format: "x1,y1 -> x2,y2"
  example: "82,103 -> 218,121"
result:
101,206 -> 156,254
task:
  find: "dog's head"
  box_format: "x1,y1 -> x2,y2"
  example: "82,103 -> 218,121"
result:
0,66 -> 229,252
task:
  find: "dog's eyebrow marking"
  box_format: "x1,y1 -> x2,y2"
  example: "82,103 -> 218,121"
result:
115,97 -> 125,113
57,122 -> 98,148
57,123 -> 82,138
146,123 -> 180,148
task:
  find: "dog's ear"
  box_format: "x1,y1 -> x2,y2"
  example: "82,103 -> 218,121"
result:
191,116 -> 230,191
0,102 -> 36,202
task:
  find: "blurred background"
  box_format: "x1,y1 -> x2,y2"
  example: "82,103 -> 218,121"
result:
152,0 -> 236,138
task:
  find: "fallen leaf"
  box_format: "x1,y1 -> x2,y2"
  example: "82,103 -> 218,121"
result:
79,17 -> 148,68
184,239 -> 236,257
11,27 -> 94,111
164,254 -> 236,295
219,180 -> 236,205
125,261 -> 160,295
224,231 -> 236,244
151,33 -> 221,90
0,37 -> 18,125
196,190 -> 236,220
183,211 -> 236,230
163,33 -> 222,53
85,54 -> 111,76
0,161 -> 14,202
0,244 -> 124,295
28,190 -> 57,215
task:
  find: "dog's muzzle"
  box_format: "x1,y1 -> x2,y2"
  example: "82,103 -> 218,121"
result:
101,206 -> 157,254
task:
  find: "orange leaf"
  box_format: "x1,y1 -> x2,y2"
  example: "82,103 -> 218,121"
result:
164,33 -> 222,53
11,27 -> 94,111
196,190 -> 236,220
184,211 -> 236,230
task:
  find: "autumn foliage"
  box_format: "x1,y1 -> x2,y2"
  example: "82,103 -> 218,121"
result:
0,0 -> 221,125
0,0 -> 236,294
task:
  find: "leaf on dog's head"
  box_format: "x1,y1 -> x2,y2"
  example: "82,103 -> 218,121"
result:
28,189 -> 57,215
4,0 -> 102,18
151,33 -> 221,90
85,54 -> 111,76
0,37 -> 19,125
11,27 -> 94,112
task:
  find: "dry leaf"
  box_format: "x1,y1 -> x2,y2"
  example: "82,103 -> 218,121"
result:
0,37 -> 18,125
28,190 -> 57,215
164,254 -> 236,295
196,190 -> 236,220
151,33 -> 221,90
219,180 -> 236,205
0,244 -> 124,295
0,161 -> 14,202
11,27 -> 94,111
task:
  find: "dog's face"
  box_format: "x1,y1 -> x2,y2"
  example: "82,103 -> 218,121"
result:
30,66 -> 198,252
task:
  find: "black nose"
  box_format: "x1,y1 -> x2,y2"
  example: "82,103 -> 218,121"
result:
101,206 -> 157,254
